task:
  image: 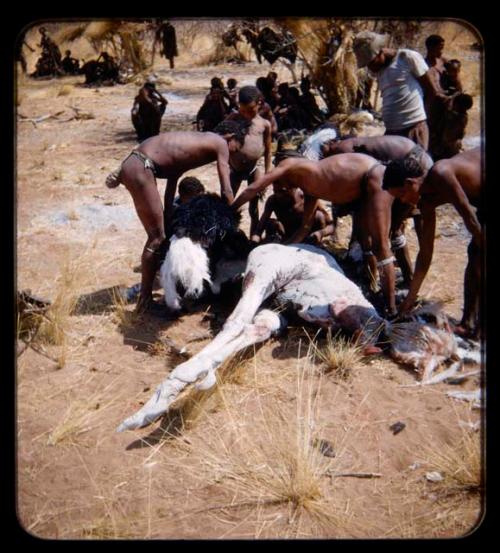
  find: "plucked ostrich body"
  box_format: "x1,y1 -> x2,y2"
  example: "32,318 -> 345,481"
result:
119,244 -> 478,432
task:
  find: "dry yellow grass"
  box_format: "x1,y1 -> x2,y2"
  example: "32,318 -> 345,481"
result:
111,287 -> 143,331
160,353 -> 349,536
47,377 -> 122,445
313,330 -> 364,381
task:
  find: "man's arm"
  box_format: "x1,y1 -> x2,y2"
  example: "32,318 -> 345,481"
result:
285,195 -> 319,245
363,187 -> 397,316
263,120 -> 272,173
252,197 -> 275,242
418,71 -> 450,103
444,180 -> 482,247
215,143 -> 234,204
398,204 -> 436,314
232,165 -> 287,210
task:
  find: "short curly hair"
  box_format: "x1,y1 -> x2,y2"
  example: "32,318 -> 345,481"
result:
382,154 -> 426,190
213,119 -> 250,145
178,176 -> 205,197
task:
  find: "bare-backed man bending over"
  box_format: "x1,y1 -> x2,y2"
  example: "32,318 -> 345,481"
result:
382,147 -> 483,338
322,135 -> 434,284
105,123 -> 247,313
232,153 -> 401,316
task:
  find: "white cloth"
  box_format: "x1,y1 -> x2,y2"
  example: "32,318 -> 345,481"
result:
377,49 -> 429,132
299,128 -> 338,161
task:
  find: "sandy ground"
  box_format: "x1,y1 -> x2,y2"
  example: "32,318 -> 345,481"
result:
16,20 -> 484,539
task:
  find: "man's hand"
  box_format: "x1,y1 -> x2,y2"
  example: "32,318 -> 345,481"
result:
397,295 -> 416,316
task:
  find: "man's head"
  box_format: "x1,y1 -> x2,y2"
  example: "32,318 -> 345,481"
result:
320,137 -> 353,157
382,154 -> 427,206
211,77 -> 224,90
425,34 -> 445,56
178,177 -> 205,204
238,85 -> 262,119
352,31 -> 388,70
445,59 -> 462,80
227,78 -> 237,89
300,76 -> 311,93
272,181 -> 297,199
214,119 -> 250,151
267,71 -> 278,84
65,50 -> 71,57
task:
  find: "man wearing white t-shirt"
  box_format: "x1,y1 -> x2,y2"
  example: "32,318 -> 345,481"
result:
352,31 -> 445,151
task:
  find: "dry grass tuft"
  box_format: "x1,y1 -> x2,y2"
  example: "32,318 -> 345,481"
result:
164,353 -> 347,535
37,253 -> 88,348
422,430 -> 482,497
313,330 -> 364,381
47,377 -> 121,445
111,287 -> 143,330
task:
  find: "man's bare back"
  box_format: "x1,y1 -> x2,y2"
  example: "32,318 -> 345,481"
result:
137,131 -> 229,178
267,153 -> 383,205
423,147 -> 481,207
323,135 -> 419,161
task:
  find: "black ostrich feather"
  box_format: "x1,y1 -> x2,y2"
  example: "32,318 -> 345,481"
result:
169,193 -> 242,248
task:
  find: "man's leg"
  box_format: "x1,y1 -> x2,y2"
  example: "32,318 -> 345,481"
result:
121,161 -> 166,312
248,168 -> 262,237
407,120 -> 430,152
457,239 -> 481,338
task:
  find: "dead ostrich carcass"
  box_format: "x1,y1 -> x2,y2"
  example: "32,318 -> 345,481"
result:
161,193 -> 250,313
118,244 -> 480,432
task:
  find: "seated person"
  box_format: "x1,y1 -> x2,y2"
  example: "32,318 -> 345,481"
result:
252,181 -> 334,245
61,50 -> 80,74
172,176 -> 206,209
226,78 -> 239,111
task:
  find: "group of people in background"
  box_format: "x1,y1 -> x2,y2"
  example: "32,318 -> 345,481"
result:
18,21 -> 482,340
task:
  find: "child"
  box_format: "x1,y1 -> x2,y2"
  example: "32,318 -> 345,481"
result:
441,59 -> 463,95
252,182 -> 334,245
225,85 -> 272,235
172,176 -> 205,208
226,78 -> 239,111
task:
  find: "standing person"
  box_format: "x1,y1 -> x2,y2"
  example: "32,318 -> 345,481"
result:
155,20 -> 178,69
299,75 -> 325,129
231,152 -> 430,317
321,135 -> 434,287
196,77 -> 231,132
104,123 -> 247,313
131,79 -> 168,141
225,85 -> 272,236
382,147 -> 483,339
352,31 -> 446,150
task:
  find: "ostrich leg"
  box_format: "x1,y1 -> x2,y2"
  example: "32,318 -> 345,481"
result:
117,270 -> 281,432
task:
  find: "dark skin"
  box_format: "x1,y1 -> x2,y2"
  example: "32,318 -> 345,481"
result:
386,147 -> 482,337
226,100 -> 272,235
232,153 -> 399,315
118,131 -> 241,312
252,183 -> 333,244
132,84 -> 168,140
322,135 -> 431,285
